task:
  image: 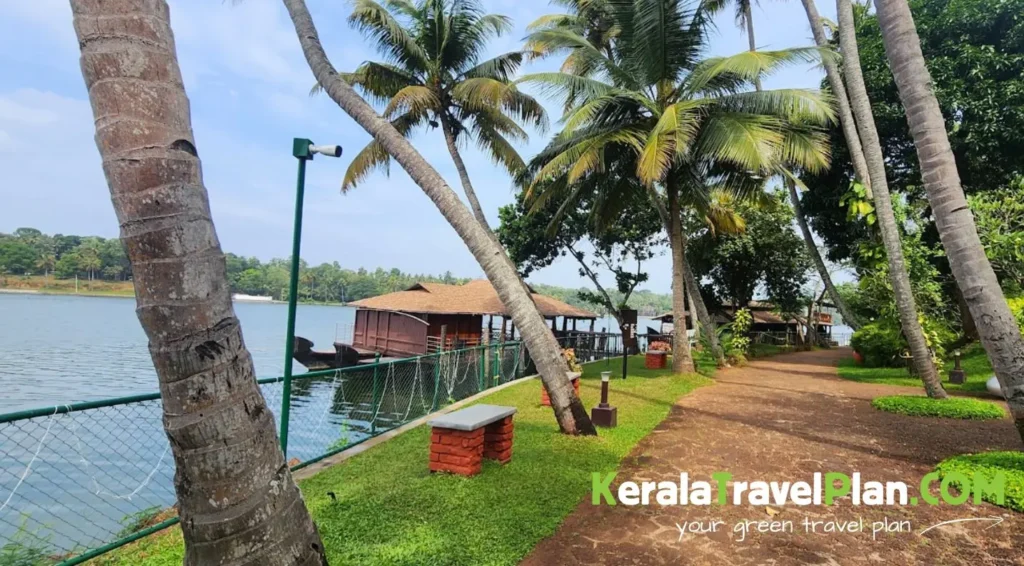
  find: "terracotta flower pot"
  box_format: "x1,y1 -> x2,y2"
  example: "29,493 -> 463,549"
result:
645,351 -> 667,369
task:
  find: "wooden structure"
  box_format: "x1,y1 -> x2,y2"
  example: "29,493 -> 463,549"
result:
292,280 -> 597,369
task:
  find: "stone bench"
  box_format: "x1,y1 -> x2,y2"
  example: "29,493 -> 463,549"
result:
428,404 -> 517,476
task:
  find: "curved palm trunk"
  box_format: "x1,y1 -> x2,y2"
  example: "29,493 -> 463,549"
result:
70,1 -> 326,563
667,186 -> 696,373
801,0 -> 873,198
439,116 -> 494,233
681,250 -> 725,366
836,0 -> 946,398
283,0 -> 596,435
786,178 -> 863,329
872,0 -> 1024,439
742,1 -> 763,91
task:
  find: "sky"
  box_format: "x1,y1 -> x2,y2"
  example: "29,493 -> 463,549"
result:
0,0 -> 843,294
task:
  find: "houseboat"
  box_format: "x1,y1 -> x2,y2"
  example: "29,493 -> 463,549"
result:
292,279 -> 598,370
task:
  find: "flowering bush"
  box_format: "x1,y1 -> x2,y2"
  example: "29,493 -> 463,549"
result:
649,341 -> 671,352
562,348 -> 583,373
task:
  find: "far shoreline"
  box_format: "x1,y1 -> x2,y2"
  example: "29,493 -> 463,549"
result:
0,286 -> 352,307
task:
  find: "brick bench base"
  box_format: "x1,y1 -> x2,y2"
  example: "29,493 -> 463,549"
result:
541,377 -> 580,406
429,416 -> 514,476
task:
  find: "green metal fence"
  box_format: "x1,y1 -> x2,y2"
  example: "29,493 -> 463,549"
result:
0,341 -> 544,565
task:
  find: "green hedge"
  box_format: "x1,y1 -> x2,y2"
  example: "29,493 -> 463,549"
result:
850,323 -> 906,367
935,451 -> 1024,512
871,395 -> 1005,420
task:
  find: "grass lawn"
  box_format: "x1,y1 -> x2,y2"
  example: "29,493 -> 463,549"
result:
871,395 -> 1006,420
935,451 -> 1024,512
837,343 -> 993,393
95,357 -> 711,566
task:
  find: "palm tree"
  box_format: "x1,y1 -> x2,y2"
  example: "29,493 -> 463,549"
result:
712,0 -> 863,331
835,0 -> 945,397
708,0 -> 762,90
283,0 -> 596,435
334,0 -> 547,234
526,0 -> 726,366
70,1 -> 327,562
871,0 -> 1024,440
519,0 -> 834,373
36,253 -> 55,280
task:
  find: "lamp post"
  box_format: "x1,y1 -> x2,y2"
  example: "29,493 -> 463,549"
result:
280,138 -> 342,458
948,350 -> 966,384
591,371 -> 617,427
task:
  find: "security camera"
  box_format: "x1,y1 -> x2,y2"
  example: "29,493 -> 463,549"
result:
310,144 -> 343,158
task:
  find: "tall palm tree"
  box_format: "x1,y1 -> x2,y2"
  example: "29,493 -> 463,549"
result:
335,0 -> 547,234
871,0 -> 1024,441
283,0 -> 596,435
527,0 -> 728,365
70,0 -> 327,562
713,0 -> 864,331
520,0 -> 834,373
836,0 -> 945,397
708,0 -> 763,89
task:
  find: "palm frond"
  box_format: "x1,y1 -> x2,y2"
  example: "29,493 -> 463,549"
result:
637,99 -> 709,185
473,120 -> 527,176
686,47 -> 832,94
340,111 -> 424,191
382,85 -> 440,118
692,112 -> 784,172
461,51 -> 524,81
349,0 -> 430,71
718,88 -> 835,125
776,127 -> 831,174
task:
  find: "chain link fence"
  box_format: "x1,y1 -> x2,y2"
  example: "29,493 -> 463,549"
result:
0,340 -> 540,565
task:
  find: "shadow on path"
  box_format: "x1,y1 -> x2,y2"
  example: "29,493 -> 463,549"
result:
521,348 -> 1022,566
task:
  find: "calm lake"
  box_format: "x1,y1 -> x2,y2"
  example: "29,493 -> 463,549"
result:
0,292 -> 629,554
0,293 -> 358,413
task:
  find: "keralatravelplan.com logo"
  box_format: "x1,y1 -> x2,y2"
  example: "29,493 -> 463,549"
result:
591,471 -> 1007,507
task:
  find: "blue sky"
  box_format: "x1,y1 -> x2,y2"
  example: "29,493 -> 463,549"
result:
0,0 -> 841,294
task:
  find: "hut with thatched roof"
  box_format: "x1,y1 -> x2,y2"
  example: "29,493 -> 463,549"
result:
293,280 -> 597,369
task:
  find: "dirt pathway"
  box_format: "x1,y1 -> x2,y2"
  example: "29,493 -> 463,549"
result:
522,349 -> 1023,565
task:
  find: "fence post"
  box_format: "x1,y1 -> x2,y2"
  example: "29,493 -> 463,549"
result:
478,345 -> 485,391
370,352 -> 381,434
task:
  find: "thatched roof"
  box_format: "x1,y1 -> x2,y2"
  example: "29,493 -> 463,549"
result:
349,280 -> 597,319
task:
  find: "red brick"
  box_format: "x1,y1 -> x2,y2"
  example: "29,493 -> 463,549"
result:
439,453 -> 479,466
429,452 -> 440,462
484,448 -> 512,463
486,423 -> 514,435
485,439 -> 513,452
433,427 -> 483,439
432,443 -> 481,456
431,433 -> 441,443
485,432 -> 513,442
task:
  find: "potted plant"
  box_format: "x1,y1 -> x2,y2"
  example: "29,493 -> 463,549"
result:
646,341 -> 670,369
542,348 -> 583,406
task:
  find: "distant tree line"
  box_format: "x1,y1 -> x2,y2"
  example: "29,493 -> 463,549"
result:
0,227 -> 674,310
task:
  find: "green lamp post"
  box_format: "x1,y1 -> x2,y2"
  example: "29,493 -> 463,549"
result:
280,138 -> 342,457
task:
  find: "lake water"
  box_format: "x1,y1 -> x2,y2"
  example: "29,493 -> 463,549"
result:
0,292 -> 626,555
0,293 -> 359,413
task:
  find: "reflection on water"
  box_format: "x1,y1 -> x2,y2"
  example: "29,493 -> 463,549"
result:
0,295 -> 529,556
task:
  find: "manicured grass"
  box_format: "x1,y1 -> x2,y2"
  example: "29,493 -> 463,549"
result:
838,344 -> 993,393
935,451 -> 1024,512
871,395 -> 1006,420
96,357 -> 710,566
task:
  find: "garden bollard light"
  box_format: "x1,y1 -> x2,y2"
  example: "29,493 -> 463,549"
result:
948,350 -> 966,384
591,371 -> 618,427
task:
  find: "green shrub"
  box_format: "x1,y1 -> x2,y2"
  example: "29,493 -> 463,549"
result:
935,451 -> 1024,512
871,395 -> 1006,420
1009,296 -> 1024,329
850,322 -> 906,367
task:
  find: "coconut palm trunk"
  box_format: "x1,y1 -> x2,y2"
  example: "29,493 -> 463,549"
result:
800,0 -> 872,196
741,0 -> 860,332
439,116 -> 494,233
283,0 -> 596,435
681,248 -> 725,365
70,1 -> 327,563
836,0 -> 946,397
667,183 -> 696,373
872,0 -> 1024,438
786,178 -> 862,329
